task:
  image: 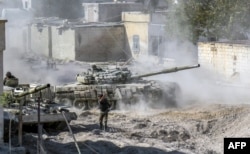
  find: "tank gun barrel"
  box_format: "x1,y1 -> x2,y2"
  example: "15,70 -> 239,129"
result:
15,84 -> 50,98
131,64 -> 200,79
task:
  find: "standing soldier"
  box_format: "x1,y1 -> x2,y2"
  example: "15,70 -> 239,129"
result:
98,94 -> 111,130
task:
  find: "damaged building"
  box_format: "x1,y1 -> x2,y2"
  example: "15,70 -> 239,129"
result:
30,19 -> 130,62
29,9 -> 167,62
122,11 -> 167,60
3,0 -> 169,62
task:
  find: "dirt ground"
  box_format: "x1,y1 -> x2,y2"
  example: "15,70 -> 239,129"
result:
18,102 -> 250,154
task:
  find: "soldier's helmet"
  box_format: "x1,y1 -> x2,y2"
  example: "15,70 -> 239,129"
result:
6,72 -> 12,77
92,65 -> 97,70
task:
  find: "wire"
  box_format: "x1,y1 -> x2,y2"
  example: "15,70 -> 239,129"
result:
62,111 -> 99,154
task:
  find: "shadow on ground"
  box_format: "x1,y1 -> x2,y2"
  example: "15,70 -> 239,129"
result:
20,133 -> 185,154
44,140 -> 186,154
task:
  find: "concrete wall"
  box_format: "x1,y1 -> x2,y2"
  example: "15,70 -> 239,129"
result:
122,12 -> 150,59
51,27 -> 75,60
75,25 -> 128,61
84,3 -> 99,22
30,24 -> 50,57
29,22 -> 130,62
198,41 -> 250,83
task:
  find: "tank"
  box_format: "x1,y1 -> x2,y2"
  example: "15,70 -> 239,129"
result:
2,83 -> 77,141
54,64 -> 200,110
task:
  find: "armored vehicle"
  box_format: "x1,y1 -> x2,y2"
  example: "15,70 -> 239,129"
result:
54,64 -> 200,110
2,83 -> 77,142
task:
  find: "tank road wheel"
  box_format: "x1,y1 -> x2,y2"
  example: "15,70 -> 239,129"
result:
73,100 -> 88,110
60,98 -> 73,106
88,101 -> 98,110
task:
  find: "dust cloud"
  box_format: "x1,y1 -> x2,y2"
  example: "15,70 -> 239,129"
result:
2,1 -> 250,154
2,0 -> 249,108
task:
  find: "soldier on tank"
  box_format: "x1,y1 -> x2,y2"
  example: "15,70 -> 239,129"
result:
92,65 -> 103,72
3,71 -> 19,87
98,94 -> 111,130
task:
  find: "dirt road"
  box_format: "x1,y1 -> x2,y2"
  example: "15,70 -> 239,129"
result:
19,102 -> 250,154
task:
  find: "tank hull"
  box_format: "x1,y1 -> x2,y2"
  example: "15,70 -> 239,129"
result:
54,81 -> 181,110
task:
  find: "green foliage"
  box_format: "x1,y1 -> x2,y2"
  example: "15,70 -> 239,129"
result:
0,93 -> 8,107
166,0 -> 250,43
165,0 -> 194,42
0,92 -> 13,107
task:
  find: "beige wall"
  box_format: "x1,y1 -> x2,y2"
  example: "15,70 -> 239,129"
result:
122,12 -> 150,59
30,23 -> 130,62
51,27 -> 75,60
30,25 -> 50,56
75,26 -> 128,62
198,41 -> 250,83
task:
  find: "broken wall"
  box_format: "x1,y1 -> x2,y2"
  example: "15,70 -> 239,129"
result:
74,25 -> 128,62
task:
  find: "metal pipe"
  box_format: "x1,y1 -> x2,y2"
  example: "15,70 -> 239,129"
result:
131,64 -> 200,79
15,84 -> 50,98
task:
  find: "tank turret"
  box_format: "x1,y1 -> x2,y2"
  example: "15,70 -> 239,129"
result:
76,64 -> 200,84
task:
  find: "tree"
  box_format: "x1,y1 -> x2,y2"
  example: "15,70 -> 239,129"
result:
165,0 -> 193,42
166,0 -> 250,43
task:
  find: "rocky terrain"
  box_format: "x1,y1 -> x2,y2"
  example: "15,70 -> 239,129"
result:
16,102 -> 250,154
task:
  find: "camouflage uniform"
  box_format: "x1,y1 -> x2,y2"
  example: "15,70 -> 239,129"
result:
3,72 -> 18,87
98,95 -> 111,130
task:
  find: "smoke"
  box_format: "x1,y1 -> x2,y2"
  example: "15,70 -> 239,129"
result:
2,0 -> 249,114
2,0 -> 88,87
33,0 -> 83,19
129,1 -> 250,109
